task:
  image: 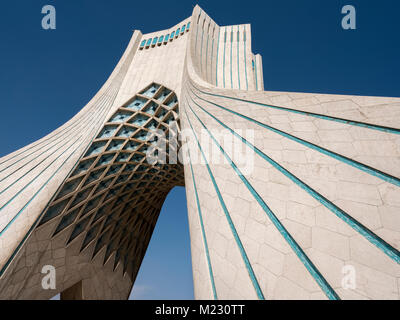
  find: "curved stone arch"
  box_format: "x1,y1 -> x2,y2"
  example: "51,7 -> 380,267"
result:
0,83 -> 185,299
39,83 -> 184,279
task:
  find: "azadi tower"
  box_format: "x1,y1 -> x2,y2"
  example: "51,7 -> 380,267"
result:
0,6 -> 399,300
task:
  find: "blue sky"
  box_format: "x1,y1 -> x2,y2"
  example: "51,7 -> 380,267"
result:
0,0 -> 399,300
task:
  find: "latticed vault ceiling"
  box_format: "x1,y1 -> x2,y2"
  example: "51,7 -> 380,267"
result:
37,83 -> 184,281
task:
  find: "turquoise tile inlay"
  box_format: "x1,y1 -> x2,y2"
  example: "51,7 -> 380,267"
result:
94,178 -> 113,194
188,151 -> 218,300
185,95 -> 340,300
0,137 -> 80,205
72,158 -> 95,176
243,26 -> 248,90
211,38 -> 214,84
230,28 -> 233,89
97,153 -> 115,167
237,27 -> 240,90
82,194 -> 102,217
116,126 -> 135,138
134,129 -> 149,141
68,216 -> 91,244
215,30 -> 220,86
145,119 -> 158,130
143,101 -> 158,115
93,206 -> 108,224
85,141 -> 107,157
183,103 -> 265,300
0,84 -> 112,211
167,97 -> 177,108
110,111 -> 133,123
0,96 -> 113,275
205,30 -> 209,80
254,58 -> 258,90
123,141 -> 140,151
189,84 -> 400,188
156,110 -> 167,121
97,125 -> 118,139
105,185 -> 121,200
187,87 -> 400,265
0,136 -> 80,236
195,19 -> 199,53
157,89 -> 171,102
129,114 -> 149,127
141,84 -> 159,98
0,129 -> 73,183
126,97 -> 146,111
116,174 -> 129,184
0,81 -> 181,289
54,207 -> 80,235
116,153 -> 130,162
223,29 -> 226,88
39,199 -> 70,226
71,187 -> 93,207
56,176 -> 83,199
84,168 -> 105,186
105,164 -> 123,177
81,223 -> 100,250
107,139 -> 125,152
131,153 -> 144,163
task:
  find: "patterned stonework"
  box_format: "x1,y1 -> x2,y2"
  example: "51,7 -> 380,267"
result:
0,5 -> 399,300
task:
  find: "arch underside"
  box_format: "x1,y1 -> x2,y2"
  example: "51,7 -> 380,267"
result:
43,83 -> 184,277
2,83 -> 185,298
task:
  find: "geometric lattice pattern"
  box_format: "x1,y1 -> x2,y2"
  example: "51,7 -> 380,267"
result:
37,83 -> 184,281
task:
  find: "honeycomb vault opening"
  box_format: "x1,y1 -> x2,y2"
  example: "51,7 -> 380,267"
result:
37,83 -> 184,281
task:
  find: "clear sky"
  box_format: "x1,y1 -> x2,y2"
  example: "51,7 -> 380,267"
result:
0,0 -> 399,300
